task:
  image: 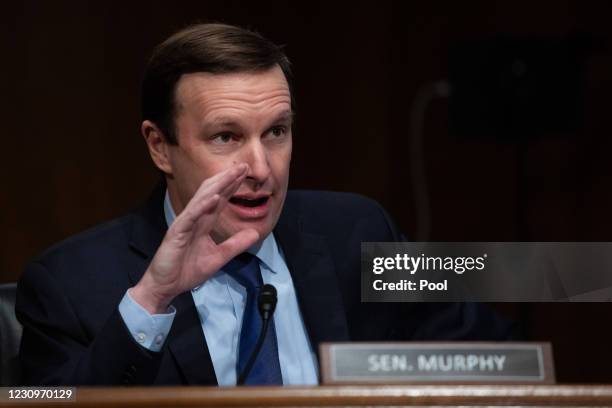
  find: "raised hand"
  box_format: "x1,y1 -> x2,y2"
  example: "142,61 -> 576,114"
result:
130,163 -> 260,314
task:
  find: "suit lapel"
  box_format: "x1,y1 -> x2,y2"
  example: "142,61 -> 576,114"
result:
274,200 -> 350,357
167,292 -> 218,385
127,181 -> 167,280
127,181 -> 218,385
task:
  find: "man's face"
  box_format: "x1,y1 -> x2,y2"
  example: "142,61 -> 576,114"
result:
165,66 -> 292,243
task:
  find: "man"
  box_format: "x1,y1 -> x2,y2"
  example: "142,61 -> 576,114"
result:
16,23 -> 512,386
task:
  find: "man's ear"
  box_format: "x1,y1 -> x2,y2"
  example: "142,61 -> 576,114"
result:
142,120 -> 173,174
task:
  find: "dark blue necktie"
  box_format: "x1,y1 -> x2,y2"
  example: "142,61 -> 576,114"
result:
225,253 -> 283,385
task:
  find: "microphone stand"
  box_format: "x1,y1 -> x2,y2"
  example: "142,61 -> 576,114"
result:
237,284 -> 277,385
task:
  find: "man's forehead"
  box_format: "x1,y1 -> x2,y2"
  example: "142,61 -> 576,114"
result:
175,66 -> 290,106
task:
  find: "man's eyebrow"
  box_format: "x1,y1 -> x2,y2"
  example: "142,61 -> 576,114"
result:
203,111 -> 295,131
206,116 -> 241,127
271,110 -> 295,123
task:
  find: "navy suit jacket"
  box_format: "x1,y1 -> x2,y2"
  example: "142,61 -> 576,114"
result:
16,185 -> 512,385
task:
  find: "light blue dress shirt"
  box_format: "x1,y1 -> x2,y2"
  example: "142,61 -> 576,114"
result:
118,191 -> 319,385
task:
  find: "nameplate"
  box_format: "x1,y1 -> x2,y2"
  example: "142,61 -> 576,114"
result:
320,342 -> 555,384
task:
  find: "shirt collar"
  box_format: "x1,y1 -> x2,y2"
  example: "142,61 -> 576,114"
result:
163,190 -> 280,274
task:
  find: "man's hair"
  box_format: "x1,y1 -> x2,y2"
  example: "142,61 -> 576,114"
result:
141,23 -> 293,145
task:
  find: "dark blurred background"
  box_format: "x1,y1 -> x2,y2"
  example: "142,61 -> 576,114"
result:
2,0 -> 612,382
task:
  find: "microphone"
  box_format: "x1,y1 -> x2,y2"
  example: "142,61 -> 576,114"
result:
237,284 -> 278,385
258,284 -> 277,320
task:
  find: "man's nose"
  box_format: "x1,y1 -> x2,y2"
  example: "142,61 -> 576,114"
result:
242,140 -> 271,184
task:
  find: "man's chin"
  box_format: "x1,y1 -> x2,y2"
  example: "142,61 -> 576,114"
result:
211,221 -> 273,245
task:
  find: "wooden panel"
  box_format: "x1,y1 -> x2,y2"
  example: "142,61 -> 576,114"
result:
3,385 -> 612,407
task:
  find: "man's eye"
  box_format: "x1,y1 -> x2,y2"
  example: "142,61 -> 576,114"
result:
211,132 -> 233,144
268,126 -> 286,138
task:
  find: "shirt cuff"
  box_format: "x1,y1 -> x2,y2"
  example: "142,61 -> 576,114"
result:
118,289 -> 176,352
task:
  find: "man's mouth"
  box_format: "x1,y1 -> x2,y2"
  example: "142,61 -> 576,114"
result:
228,194 -> 271,219
229,196 -> 270,208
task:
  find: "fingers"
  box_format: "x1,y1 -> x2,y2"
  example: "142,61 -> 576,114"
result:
217,170 -> 248,200
193,163 -> 248,203
175,163 -> 248,228
187,228 -> 260,290
171,194 -> 220,235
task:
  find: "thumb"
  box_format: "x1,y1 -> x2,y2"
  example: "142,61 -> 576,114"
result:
217,228 -> 261,261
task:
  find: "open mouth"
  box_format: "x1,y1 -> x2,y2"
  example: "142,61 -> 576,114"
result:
229,196 -> 269,207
